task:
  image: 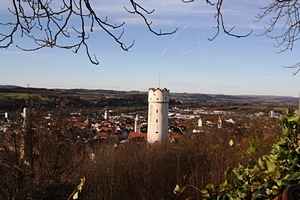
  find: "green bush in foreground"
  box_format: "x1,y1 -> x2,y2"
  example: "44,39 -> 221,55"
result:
175,109 -> 300,199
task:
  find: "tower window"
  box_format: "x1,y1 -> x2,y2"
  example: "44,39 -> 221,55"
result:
157,98 -> 159,100
156,109 -> 158,113
156,119 -> 158,123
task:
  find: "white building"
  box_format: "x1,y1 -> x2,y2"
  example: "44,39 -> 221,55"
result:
198,117 -> 203,127
269,110 -> 275,118
134,114 -> 141,133
22,107 -> 30,126
147,88 -> 169,143
217,116 -> 223,129
104,108 -> 109,121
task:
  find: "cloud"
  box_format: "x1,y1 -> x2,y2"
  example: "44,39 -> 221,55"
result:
0,50 -> 34,55
259,76 -> 300,80
205,57 -> 244,67
1,0 -> 262,32
167,81 -> 199,87
1,0 -> 13,12
203,84 -> 238,88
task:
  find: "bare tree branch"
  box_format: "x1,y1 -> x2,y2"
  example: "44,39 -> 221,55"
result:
5,0 -> 299,72
0,0 -> 254,65
0,0 -> 177,65
256,0 -> 300,74
182,0 -> 253,41
284,62 -> 300,75
125,0 -> 178,36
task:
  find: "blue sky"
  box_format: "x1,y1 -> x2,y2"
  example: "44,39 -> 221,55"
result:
0,0 -> 299,97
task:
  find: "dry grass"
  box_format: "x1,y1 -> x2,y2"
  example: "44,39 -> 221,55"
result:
77,128 -> 280,200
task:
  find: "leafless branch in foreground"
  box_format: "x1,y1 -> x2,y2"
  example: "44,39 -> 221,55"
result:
0,0 -> 178,65
256,0 -> 300,74
182,0 -> 253,41
284,62 -> 300,75
8,0 -> 297,69
125,0 -> 178,36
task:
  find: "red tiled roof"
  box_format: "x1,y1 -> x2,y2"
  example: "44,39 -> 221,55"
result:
100,127 -> 113,132
97,132 -> 109,138
74,121 -> 88,127
102,122 -> 111,127
128,132 -> 147,140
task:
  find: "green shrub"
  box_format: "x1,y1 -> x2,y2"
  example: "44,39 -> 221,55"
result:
175,109 -> 300,199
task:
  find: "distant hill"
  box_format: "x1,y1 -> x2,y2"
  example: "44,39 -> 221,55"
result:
0,85 -> 298,102
0,85 -> 25,89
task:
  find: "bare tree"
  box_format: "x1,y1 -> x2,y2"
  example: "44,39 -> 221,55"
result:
1,0 -> 299,74
0,0 -> 178,65
183,0 -> 300,74
0,0 -> 253,65
182,0 -> 253,41
256,0 -> 300,74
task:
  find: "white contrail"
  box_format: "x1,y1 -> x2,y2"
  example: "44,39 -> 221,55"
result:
167,46 -> 201,62
167,31 -> 238,65
155,13 -> 238,65
168,32 -> 203,63
154,17 -> 196,63
194,33 -> 204,65
162,18 -> 195,54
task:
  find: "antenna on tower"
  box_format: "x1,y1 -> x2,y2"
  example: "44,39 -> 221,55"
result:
159,71 -> 161,88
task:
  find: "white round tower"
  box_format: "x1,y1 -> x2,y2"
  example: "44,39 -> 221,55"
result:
147,88 -> 169,143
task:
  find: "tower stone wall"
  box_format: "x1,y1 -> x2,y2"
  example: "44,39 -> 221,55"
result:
147,88 -> 169,143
